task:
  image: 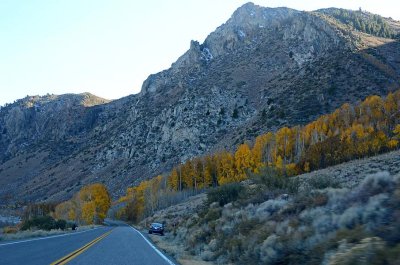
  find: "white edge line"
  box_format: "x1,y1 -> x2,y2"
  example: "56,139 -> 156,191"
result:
130,225 -> 176,265
0,227 -> 103,247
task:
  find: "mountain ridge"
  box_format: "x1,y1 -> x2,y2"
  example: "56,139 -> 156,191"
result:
1,3 -> 399,206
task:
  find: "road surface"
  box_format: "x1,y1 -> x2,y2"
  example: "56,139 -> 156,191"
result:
0,223 -> 175,265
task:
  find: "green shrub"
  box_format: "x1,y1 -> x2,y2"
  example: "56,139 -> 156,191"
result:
250,167 -> 300,194
307,175 -> 341,190
21,216 -> 68,231
207,183 -> 244,206
66,222 -> 78,230
232,108 -> 239,118
204,209 -> 222,223
236,218 -> 260,235
55,219 -> 67,230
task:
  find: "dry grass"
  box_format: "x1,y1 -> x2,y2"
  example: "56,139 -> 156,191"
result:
0,224 -> 100,242
0,229 -> 68,241
297,150 -> 400,189
148,234 -> 213,265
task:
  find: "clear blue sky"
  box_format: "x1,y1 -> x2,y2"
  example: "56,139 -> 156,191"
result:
1,0 -> 399,106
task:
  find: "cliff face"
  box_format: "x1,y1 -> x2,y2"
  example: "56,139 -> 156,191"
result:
1,3 -> 399,205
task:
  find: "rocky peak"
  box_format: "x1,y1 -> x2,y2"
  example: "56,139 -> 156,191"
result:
229,2 -> 294,27
169,40 -> 211,73
203,4 -> 299,57
141,3 -> 347,95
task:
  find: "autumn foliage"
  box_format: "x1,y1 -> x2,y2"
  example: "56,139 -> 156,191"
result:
119,90 -> 400,222
54,183 -> 111,225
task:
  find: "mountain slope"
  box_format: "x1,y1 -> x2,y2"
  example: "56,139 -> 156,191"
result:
317,7 -> 400,38
139,150 -> 400,264
1,3 -> 399,205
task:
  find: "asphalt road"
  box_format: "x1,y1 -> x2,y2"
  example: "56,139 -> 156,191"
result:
0,223 -> 175,265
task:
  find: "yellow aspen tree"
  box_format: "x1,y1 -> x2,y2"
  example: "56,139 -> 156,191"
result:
204,155 -> 217,187
79,183 -> 111,224
285,163 -> 298,176
182,160 -> 195,189
293,126 -> 304,162
370,130 -> 388,154
217,151 -> 236,184
68,208 -> 76,221
193,158 -> 204,189
167,167 -> 179,191
387,124 -> 400,150
81,201 -> 96,224
133,182 -> 147,219
384,92 -> 397,131
394,124 -> 400,138
304,161 -> 310,172
275,127 -> 295,166
235,143 -> 256,180
275,155 -> 284,175
339,103 -> 355,128
362,95 -> 385,130
54,201 -> 71,221
147,175 -> 162,213
252,133 -> 269,168
264,132 -> 276,166
387,139 -> 399,149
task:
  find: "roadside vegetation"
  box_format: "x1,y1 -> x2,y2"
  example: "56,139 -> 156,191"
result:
117,89 -> 400,223
0,223 -> 98,242
21,215 -> 67,231
142,167 -> 400,264
0,183 -> 110,241
53,183 -> 111,225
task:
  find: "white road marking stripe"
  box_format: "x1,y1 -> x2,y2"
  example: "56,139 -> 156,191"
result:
0,227 -> 103,247
130,226 -> 176,265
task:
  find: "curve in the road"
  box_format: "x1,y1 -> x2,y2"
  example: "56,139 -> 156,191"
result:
51,229 -> 114,265
68,226 -> 176,265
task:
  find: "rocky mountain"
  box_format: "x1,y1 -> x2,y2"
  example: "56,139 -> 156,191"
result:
1,3 -> 399,206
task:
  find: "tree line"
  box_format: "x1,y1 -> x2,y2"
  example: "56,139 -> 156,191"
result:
118,90 -> 400,222
324,8 -> 397,39
18,183 -> 111,231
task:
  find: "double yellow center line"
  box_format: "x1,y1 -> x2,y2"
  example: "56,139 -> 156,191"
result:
50,229 -> 114,265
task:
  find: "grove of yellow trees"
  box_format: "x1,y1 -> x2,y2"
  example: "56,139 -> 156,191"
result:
54,183 -> 111,225
119,89 -> 400,223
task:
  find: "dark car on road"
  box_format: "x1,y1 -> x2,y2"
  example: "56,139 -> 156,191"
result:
148,222 -> 164,235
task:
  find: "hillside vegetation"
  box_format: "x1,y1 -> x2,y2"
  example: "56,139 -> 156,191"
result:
318,8 -> 399,39
117,89 -> 400,222
142,152 -> 400,264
